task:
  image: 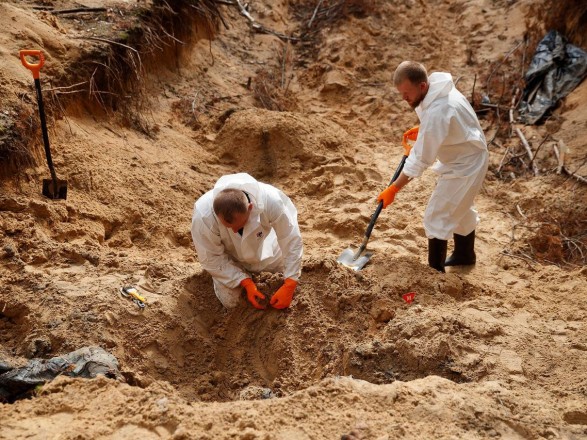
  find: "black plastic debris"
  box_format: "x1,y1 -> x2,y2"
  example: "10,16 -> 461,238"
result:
0,346 -> 123,403
519,30 -> 587,124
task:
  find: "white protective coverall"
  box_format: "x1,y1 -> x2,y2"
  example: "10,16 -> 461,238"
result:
191,173 -> 303,308
403,72 -> 489,240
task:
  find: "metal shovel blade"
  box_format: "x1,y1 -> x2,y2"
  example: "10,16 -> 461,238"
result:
42,178 -> 68,200
336,247 -> 373,271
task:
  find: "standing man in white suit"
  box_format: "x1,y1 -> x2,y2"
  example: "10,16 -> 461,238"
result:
191,173 -> 303,309
377,61 -> 489,273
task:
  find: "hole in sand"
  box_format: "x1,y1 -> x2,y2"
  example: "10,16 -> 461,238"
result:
74,257 -> 476,402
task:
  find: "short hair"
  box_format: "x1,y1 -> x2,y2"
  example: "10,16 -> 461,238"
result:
213,189 -> 248,223
393,61 -> 428,86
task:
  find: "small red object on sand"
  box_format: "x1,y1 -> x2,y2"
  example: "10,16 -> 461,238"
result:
402,292 -> 416,304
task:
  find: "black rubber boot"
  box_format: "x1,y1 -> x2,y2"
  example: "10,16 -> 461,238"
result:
428,238 -> 447,273
445,231 -> 476,266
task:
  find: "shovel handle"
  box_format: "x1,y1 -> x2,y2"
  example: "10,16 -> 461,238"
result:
364,201 -> 385,239
19,50 -> 45,79
20,50 -> 60,189
364,154 -> 408,239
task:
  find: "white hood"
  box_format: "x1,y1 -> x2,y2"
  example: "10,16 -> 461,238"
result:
419,72 -> 453,112
401,71 -> 489,240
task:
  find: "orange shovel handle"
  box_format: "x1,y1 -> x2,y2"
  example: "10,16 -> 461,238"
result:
19,50 -> 45,79
402,125 -> 419,156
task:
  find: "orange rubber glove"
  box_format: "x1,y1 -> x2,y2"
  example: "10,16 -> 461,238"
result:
240,278 -> 266,310
403,126 -> 419,142
270,278 -> 297,309
402,126 -> 419,156
377,184 -> 400,209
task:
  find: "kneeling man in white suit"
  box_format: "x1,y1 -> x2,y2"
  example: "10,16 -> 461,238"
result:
191,173 -> 303,309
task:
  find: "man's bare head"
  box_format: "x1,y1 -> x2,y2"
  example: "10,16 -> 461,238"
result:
393,61 -> 429,109
393,61 -> 428,86
213,189 -> 252,232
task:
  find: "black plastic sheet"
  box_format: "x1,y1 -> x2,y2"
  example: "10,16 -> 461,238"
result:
519,30 -> 587,124
0,346 -> 122,402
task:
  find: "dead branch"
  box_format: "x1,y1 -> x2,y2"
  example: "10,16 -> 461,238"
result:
496,145 -> 511,174
308,0 -> 325,29
49,90 -> 86,95
160,28 -> 186,45
485,39 -> 524,96
553,141 -> 564,174
552,142 -> 587,184
563,158 -> 587,185
44,81 -> 89,92
500,250 -> 537,267
481,103 -> 510,111
51,7 -> 107,15
509,88 -> 538,176
234,0 -> 299,42
565,171 -> 587,184
529,134 -> 551,168
75,36 -> 140,56
235,0 -> 255,22
514,129 -> 536,175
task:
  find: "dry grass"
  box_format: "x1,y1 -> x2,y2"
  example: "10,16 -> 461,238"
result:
253,42 -> 298,112
290,0 -> 379,61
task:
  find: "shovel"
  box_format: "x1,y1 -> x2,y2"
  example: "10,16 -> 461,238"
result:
337,126 -> 419,271
20,50 -> 67,200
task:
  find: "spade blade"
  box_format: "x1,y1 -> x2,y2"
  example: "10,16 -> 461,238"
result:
336,247 -> 373,271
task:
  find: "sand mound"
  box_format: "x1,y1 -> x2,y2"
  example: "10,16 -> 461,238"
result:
214,108 -> 352,180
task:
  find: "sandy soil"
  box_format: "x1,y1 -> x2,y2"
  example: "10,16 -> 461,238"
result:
1,0 -> 586,439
